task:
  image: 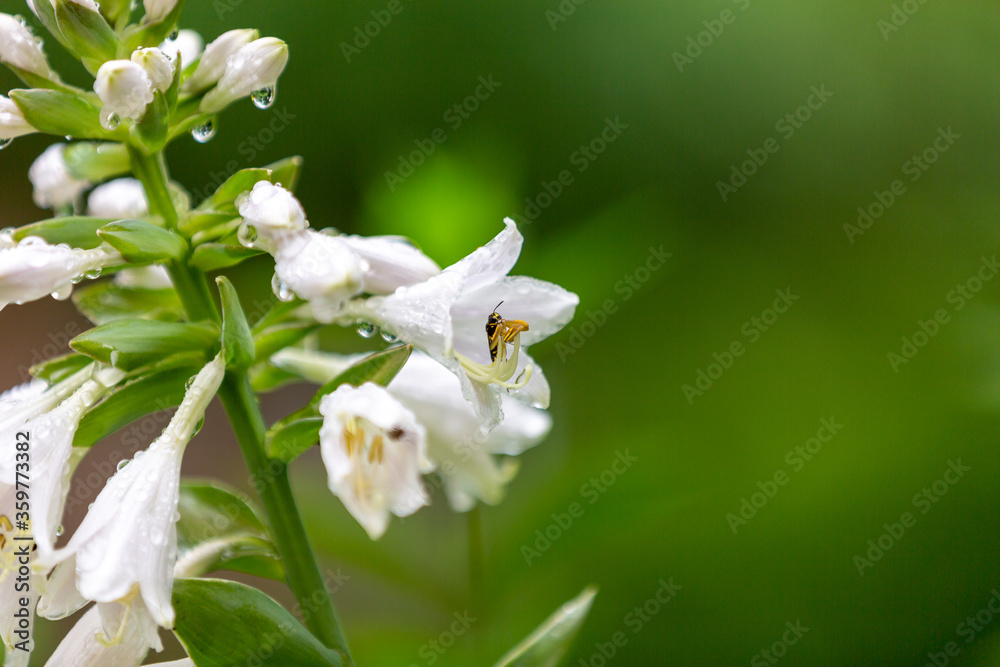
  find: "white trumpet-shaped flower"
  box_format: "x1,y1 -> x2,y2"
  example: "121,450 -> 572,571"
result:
42,599 -> 158,667
142,0 -> 178,22
272,230 -> 364,322
93,60 -> 154,125
0,13 -> 55,80
130,48 -> 173,93
48,355 -> 225,637
0,236 -> 122,311
28,144 -> 90,210
0,96 -> 36,141
182,28 -> 257,92
339,218 -> 578,431
200,37 -> 288,113
87,178 -> 148,219
159,29 -> 203,66
319,383 -> 434,539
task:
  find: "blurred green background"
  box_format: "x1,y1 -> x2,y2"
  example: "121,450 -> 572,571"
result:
3,0 -> 1000,664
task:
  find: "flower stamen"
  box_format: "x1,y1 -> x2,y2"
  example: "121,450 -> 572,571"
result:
456,331 -> 533,392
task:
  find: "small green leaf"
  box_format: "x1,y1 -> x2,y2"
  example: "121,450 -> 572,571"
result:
251,298 -> 305,333
30,352 -> 91,384
0,62 -> 75,93
189,243 -> 262,272
12,216 -> 111,249
253,322 -> 319,364
197,168 -> 270,214
98,219 -> 188,262
9,88 -> 116,140
217,277 -> 255,371
172,578 -> 345,667
72,281 -> 184,325
178,212 -> 238,237
494,586 -> 599,667
129,90 -> 169,153
249,362 -> 300,394
265,156 -> 304,191
74,360 -> 202,447
265,417 -> 323,462
54,0 -> 122,66
63,142 -> 130,181
176,481 -> 283,581
70,319 -> 219,371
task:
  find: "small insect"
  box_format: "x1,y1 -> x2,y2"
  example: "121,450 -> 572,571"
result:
486,301 -> 529,363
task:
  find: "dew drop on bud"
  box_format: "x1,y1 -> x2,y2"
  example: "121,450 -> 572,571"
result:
251,86 -> 275,110
184,376 -> 196,391
50,283 -> 73,300
65,135 -> 72,141
70,274 -> 84,285
237,222 -> 258,248
191,119 -> 216,143
319,226 -> 341,237
356,322 -> 377,338
117,459 -> 130,472
83,267 -> 101,280
271,273 -> 294,302
101,111 -> 121,131
56,524 -> 64,537
169,29 -> 179,40
380,329 -> 397,343
0,138 -> 13,151
13,14 -> 26,24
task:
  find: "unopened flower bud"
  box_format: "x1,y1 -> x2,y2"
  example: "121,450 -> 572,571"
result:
160,29 -> 203,66
0,12 -> 56,79
199,37 -> 288,114
87,178 -> 148,219
131,47 -> 173,93
94,59 -> 153,125
143,0 -> 178,23
0,95 -> 37,140
29,144 -> 90,209
182,28 -> 257,92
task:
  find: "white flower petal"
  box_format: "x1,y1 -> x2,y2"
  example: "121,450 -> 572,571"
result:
112,265 -> 173,289
0,13 -> 54,79
274,230 -> 364,323
130,48 -> 174,93
43,603 -> 153,666
199,37 -> 288,113
0,237 -> 120,311
339,235 -> 440,294
182,28 -> 257,92
94,60 -> 154,122
443,217 -> 522,294
37,556 -> 88,621
159,29 -> 203,65
29,144 -> 90,209
143,0 -> 178,22
0,95 -> 36,140
87,178 -> 148,219
454,275 -> 579,348
238,181 -> 307,243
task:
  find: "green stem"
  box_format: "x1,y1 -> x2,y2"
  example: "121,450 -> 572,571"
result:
129,146 -> 352,662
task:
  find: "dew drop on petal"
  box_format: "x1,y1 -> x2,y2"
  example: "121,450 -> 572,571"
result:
184,376 -> 195,391
191,119 -> 216,143
117,459 -> 130,472
319,226 -> 341,237
271,273 -> 294,302
64,135 -> 72,141
380,329 -> 397,343
237,221 -> 257,248
0,138 -> 13,151
83,267 -> 101,280
13,14 -> 26,24
55,524 -> 64,537
70,274 -> 84,285
101,111 -> 121,131
50,283 -> 73,300
169,29 -> 179,40
250,86 -> 274,110
356,321 -> 377,338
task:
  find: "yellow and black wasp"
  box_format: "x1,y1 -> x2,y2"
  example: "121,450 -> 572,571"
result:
486,301 -> 529,363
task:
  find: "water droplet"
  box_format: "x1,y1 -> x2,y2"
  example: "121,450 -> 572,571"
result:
117,459 -> 130,472
250,86 -> 275,110
380,329 -> 397,343
50,283 -> 72,300
169,29 -> 179,40
356,322 -> 377,338
56,524 -> 64,537
100,111 -> 120,131
193,416 -> 205,435
0,138 -> 12,151
83,267 -> 101,280
237,221 -> 257,248
184,376 -> 196,391
530,400 -> 546,409
13,14 -> 26,25
271,273 -> 294,302
319,227 -> 341,237
64,135 -> 72,141
70,273 -> 84,284
88,502 -> 94,511
191,119 -> 216,143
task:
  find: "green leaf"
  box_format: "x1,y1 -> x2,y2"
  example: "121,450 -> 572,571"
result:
9,88 -> 115,140
30,0 -> 71,53
30,352 -> 91,384
70,319 -> 219,371
251,298 -> 305,333
253,322 -> 319,365
72,281 -> 184,325
217,277 -> 255,370
189,243 -> 262,272
54,0 -> 122,66
63,142 -> 130,181
494,586 -> 598,667
175,481 -> 283,581
179,211 -> 238,237
172,578 -> 345,667
12,216 -> 111,249
249,363 -> 301,394
197,168 -> 270,214
74,360 -> 202,447
129,90 -> 169,153
265,156 -> 304,191
264,346 -> 411,462
165,51 -> 182,114
0,63 -> 75,94
98,219 -> 188,262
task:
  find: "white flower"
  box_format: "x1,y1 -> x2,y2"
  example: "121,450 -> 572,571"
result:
182,28 -> 257,93
0,96 -> 36,141
237,180 -> 307,247
112,265 -> 173,289
0,13 -> 55,80
87,178 -> 148,219
159,29 -> 203,66
28,144 -> 90,209
199,37 -> 288,113
0,237 -> 121,311
93,60 -> 153,125
130,48 -> 173,93
49,355 -> 224,634
42,600 -> 158,667
273,231 -> 364,321
142,0 -> 177,22
340,235 -> 441,294
319,383 -> 433,539
339,218 -> 578,431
